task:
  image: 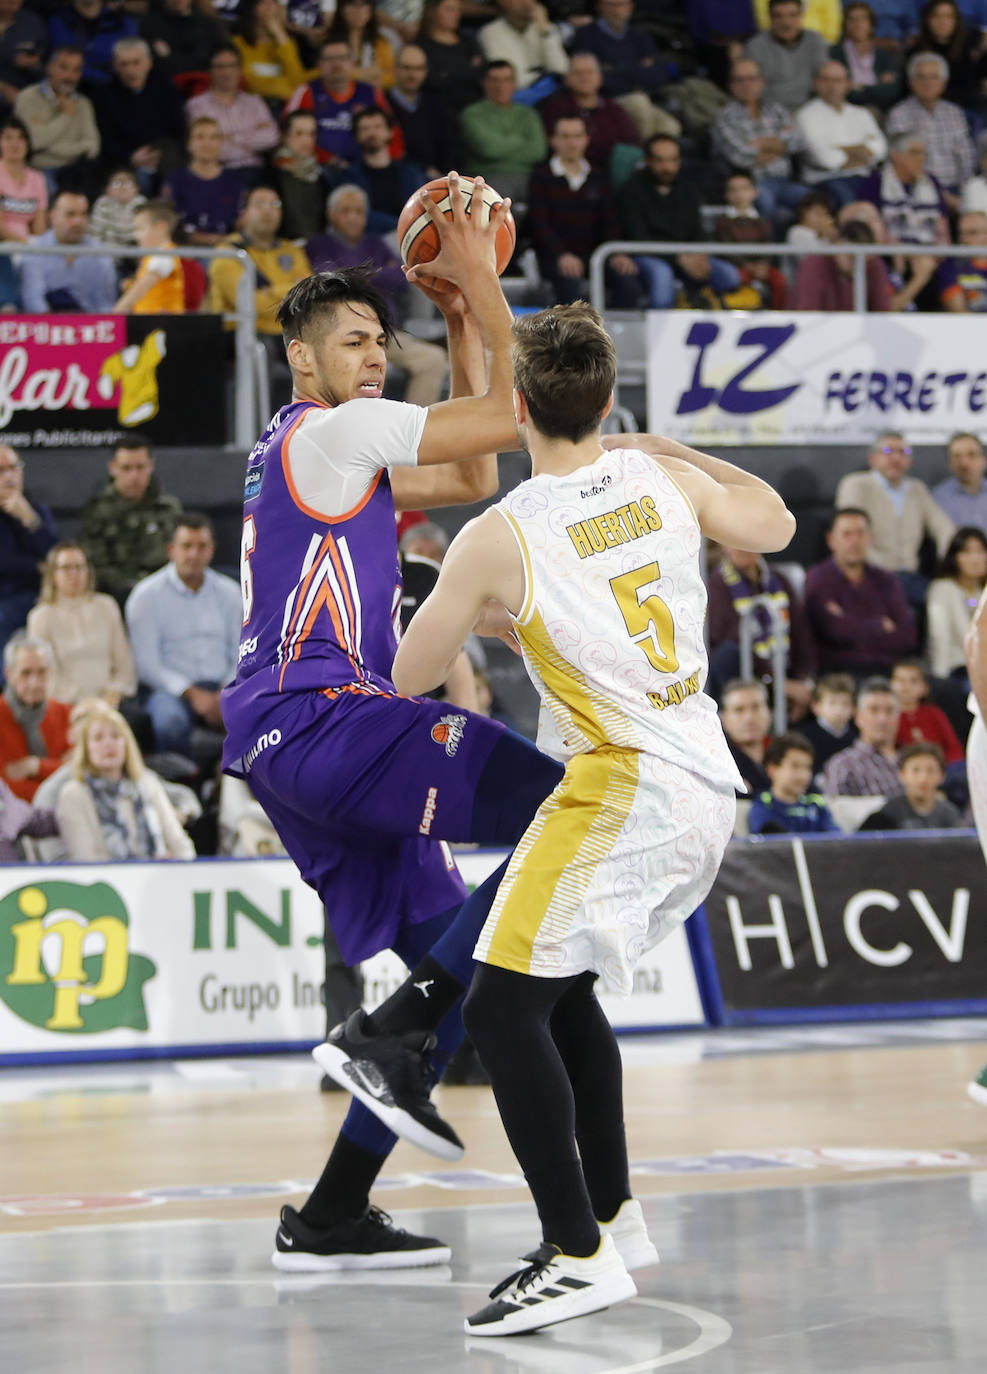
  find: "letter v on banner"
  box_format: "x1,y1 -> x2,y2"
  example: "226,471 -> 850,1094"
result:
909,888 -> 969,962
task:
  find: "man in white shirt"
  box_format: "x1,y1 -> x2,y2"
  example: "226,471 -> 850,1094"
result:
478,0 -> 568,103
795,60 -> 886,205
126,511 -> 242,758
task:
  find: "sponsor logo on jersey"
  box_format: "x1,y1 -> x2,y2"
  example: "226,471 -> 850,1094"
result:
565,497 -> 663,560
430,714 -> 466,758
419,785 -> 439,834
243,727 -> 282,772
579,473 -> 612,499
238,635 -> 258,663
244,460 -> 265,500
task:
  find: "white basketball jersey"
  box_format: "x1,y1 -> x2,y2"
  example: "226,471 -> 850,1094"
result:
496,447 -> 743,791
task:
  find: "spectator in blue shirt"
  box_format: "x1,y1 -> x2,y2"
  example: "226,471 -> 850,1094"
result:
19,190 -> 118,313
932,432 -> 987,530
867,0 -> 921,43
125,511 -> 242,758
748,731 -> 841,833
48,0 -> 139,87
569,0 -> 678,142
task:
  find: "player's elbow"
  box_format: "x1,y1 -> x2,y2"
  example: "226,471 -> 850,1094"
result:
464,466 -> 501,503
763,504 -> 798,554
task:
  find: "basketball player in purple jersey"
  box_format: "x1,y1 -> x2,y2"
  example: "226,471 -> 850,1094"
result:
221,175 -> 565,1270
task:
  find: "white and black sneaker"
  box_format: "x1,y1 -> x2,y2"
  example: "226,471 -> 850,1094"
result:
312,1010 -> 465,1161
600,1198 -> 660,1271
271,1204 -> 452,1272
465,1234 -> 636,1337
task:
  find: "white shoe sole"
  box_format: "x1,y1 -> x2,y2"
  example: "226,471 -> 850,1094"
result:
271,1244 -> 452,1272
968,1080 -> 987,1106
465,1271 -> 637,1337
312,1042 -> 464,1162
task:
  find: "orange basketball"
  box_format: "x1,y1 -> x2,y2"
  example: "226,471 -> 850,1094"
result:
431,723 -> 450,744
396,176 -> 517,291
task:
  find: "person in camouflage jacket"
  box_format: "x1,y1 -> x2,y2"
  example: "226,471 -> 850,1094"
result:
80,438 -> 182,604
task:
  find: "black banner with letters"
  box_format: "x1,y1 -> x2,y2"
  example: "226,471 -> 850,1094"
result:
0,313 -> 226,449
699,834 -> 987,1022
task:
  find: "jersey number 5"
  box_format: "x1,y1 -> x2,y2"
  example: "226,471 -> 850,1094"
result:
609,562 -> 679,674
241,515 -> 256,626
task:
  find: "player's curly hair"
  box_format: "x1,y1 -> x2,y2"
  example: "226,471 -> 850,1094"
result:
511,303 -> 616,443
277,267 -> 396,345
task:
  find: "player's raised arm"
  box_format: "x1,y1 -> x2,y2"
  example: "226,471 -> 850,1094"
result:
392,509 -> 523,696
390,281 -> 499,509
407,173 -> 520,466
603,431 -> 796,554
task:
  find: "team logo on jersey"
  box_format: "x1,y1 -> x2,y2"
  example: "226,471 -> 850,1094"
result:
244,460 -> 265,500
0,881 -> 156,1034
430,714 -> 466,757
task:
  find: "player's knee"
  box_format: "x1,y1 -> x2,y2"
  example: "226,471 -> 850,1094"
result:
461,978 -> 495,1048
473,734 -> 564,845
462,972 -> 519,1050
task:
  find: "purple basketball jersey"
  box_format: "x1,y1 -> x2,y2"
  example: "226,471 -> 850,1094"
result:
234,400 -> 403,696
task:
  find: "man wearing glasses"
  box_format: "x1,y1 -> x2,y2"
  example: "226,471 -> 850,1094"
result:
0,446 -> 58,681
185,43 -> 279,172
835,430 -> 955,608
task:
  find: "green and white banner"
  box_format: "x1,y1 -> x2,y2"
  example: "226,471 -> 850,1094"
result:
0,856 -> 705,1062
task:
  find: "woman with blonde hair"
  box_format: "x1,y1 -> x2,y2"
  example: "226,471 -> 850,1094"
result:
56,708 -> 195,861
27,542 -> 136,707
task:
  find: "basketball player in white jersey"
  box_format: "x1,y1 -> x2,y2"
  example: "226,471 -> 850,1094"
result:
389,303 -> 796,1336
964,588 -> 987,1106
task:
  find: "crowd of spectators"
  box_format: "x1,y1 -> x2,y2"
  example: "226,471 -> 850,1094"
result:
5,0 -> 987,315
0,432 -> 242,863
708,421 -> 987,837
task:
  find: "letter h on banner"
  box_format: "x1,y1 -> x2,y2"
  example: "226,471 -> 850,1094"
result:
724,840 -> 830,972
725,893 -> 795,971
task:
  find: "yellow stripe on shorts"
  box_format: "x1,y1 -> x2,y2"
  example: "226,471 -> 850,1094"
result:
478,748 -> 640,976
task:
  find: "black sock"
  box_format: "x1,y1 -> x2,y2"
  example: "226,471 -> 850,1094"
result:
366,955 -> 465,1036
526,1161 -> 601,1257
299,1135 -> 386,1230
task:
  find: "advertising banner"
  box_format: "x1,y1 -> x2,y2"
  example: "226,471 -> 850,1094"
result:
645,311 -> 987,446
0,853 -> 705,1064
0,313 -> 226,450
700,834 -> 987,1023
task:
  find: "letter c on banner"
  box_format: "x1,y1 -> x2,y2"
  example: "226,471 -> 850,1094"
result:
843,890 -> 911,966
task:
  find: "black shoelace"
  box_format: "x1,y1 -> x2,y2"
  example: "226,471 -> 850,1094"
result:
364,1205 -> 404,1235
488,1244 -> 560,1300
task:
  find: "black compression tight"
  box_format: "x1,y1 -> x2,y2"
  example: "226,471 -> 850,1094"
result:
462,964 -> 631,1256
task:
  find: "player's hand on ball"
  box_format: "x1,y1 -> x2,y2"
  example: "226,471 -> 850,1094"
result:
405,171 -> 513,290
404,267 -> 468,317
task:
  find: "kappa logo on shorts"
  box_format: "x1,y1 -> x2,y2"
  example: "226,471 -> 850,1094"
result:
430,714 -> 466,758
419,786 -> 438,834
